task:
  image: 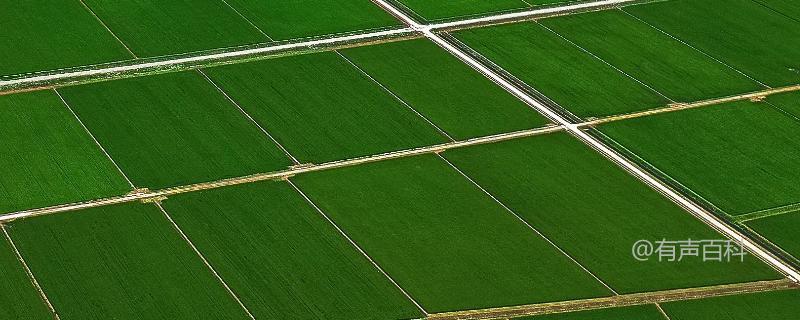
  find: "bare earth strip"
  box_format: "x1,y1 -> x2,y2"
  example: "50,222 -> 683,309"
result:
0,0 -> 646,93
426,279 -> 798,320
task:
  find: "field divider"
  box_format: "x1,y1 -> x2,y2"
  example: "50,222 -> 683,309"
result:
1,225 -> 62,320
370,0 -> 800,284
0,125 -> 562,223
578,85 -> 800,127
735,202 -> 800,223
426,279 -> 799,320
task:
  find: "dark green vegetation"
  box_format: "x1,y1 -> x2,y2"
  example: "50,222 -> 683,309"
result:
223,0 -> 400,40
0,0 -> 133,77
341,39 -> 549,139
662,289 -> 800,319
82,0 -> 266,57
542,10 -> 763,102
748,212 -> 800,262
754,0 -> 800,21
396,0 -> 569,21
0,90 -> 130,214
162,181 -> 421,319
601,101 -> 800,216
204,52 -> 448,164
455,22 -> 668,119
0,233 -> 52,319
444,133 -> 780,293
59,72 -> 291,189
518,305 -> 664,320
626,0 -> 800,87
294,155 -> 611,312
8,203 -> 250,319
768,91 -> 800,120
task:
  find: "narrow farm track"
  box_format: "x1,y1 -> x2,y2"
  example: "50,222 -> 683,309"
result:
0,0 -> 644,93
369,0 -> 800,283
426,279 -> 799,320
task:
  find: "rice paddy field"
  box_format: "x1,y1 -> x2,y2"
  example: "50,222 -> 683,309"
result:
1,0 -> 800,319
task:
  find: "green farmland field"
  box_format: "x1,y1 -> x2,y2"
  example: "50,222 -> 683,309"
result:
8,203 -> 250,319
542,10 -> 764,102
162,181 -> 421,319
204,52 -> 448,164
662,289 -> 800,319
0,234 -> 52,319
626,0 -> 800,87
0,91 -> 130,214
396,0 -> 570,21
518,305 -> 664,320
294,155 -> 611,312
222,0 -> 400,40
455,22 -> 668,119
600,101 -> 800,216
755,0 -> 800,21
0,0 -> 133,77
81,0 -> 267,57
341,38 -> 549,139
768,91 -> 800,120
58,72 -> 291,189
748,212 -> 800,262
443,133 -> 780,293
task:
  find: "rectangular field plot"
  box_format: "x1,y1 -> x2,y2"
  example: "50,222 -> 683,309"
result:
541,10 -> 764,102
58,72 -> 292,189
625,0 -> 800,87
81,0 -> 267,57
517,305 -> 664,320
203,52 -> 448,164
455,22 -> 669,119
294,155 -> 612,312
0,91 -> 131,214
161,181 -> 422,319
341,38 -> 549,139
222,0 -> 400,40
767,91 -> 800,120
443,133 -> 781,293
396,0 -> 569,21
662,289 -> 800,319
599,100 -> 800,216
0,0 -> 133,77
747,212 -> 800,263
7,203 -> 250,319
0,232 -> 52,319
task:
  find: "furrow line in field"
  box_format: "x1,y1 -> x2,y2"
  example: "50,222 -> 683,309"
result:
371,0 -> 800,283
426,279 -> 798,320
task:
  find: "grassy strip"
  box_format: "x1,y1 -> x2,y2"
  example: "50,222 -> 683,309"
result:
736,203 -> 800,223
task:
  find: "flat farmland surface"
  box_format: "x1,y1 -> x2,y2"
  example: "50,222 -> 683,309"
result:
294,155 -> 611,312
443,133 -> 780,293
662,289 -> 800,319
0,91 -> 130,214
455,22 -> 668,119
58,72 -> 291,189
341,39 -> 549,139
0,0 -> 133,77
519,305 -> 664,320
542,10 -> 764,102
600,101 -> 800,216
0,236 -> 52,319
162,181 -> 421,319
204,52 -> 448,164
625,0 -> 800,87
755,0 -> 800,20
7,203 -> 250,319
223,0 -> 400,40
747,212 -> 800,261
397,0 -> 528,21
768,91 -> 800,120
82,0 -> 267,57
